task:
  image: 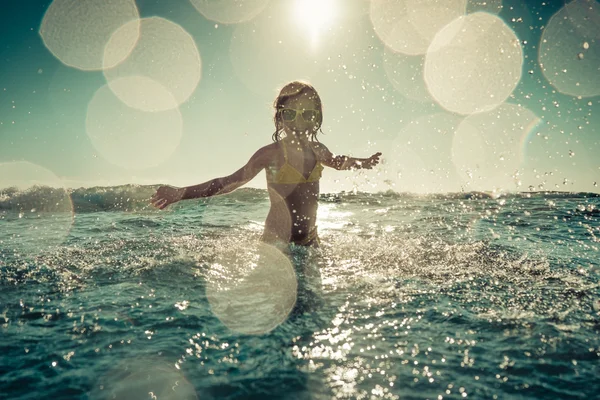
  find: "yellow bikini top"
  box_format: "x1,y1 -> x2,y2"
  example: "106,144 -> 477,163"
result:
267,141 -> 324,184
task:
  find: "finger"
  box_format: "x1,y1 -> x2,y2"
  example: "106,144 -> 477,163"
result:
151,192 -> 162,201
151,198 -> 165,208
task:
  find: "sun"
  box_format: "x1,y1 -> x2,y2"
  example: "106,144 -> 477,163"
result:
292,0 -> 338,48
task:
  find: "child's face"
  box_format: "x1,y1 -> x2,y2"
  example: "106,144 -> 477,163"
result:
281,92 -> 320,136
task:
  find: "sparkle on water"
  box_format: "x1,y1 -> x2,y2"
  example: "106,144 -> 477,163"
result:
1,189 -> 599,398
3,0 -> 599,398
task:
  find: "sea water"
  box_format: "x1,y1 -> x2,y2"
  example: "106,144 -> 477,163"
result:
1,185 -> 599,399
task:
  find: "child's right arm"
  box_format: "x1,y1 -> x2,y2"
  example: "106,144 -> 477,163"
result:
151,145 -> 273,210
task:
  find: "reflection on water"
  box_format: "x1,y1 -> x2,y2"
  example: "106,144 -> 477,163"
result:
0,192 -> 599,399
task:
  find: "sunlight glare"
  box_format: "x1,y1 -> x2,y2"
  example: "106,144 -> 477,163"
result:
293,0 -> 337,48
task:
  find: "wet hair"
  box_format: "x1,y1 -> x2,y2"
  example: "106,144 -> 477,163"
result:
272,81 -> 324,142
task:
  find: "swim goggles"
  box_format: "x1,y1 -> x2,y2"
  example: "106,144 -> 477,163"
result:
279,108 -> 320,122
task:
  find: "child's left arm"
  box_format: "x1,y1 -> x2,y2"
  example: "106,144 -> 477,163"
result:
313,143 -> 381,170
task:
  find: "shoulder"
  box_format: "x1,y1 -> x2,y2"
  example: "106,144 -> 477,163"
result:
310,141 -> 328,151
256,142 -> 280,157
310,141 -> 332,158
249,142 -> 280,166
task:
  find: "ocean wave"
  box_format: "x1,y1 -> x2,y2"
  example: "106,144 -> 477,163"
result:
0,184 -> 597,213
0,184 -> 154,213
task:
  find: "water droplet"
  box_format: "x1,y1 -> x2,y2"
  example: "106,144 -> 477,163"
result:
593,297 -> 600,312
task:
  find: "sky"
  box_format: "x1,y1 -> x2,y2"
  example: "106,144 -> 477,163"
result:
0,0 -> 598,194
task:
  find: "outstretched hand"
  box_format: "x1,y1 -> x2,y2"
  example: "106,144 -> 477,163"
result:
361,152 -> 382,169
151,185 -> 184,210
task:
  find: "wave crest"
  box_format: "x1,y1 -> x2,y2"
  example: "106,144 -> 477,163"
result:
1,184 -> 597,213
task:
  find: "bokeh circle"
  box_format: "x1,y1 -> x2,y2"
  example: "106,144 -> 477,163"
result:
206,242 -> 297,334
86,80 -> 183,170
39,0 -> 140,71
424,12 -> 523,115
103,17 -> 202,111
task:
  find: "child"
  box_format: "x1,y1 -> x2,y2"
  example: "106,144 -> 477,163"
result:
151,81 -> 381,247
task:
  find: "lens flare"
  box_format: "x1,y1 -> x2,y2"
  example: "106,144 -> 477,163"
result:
39,0 -> 140,71
90,358 -> 197,400
466,0 -> 503,14
370,0 -> 467,55
380,113 -> 463,194
383,49 -> 431,103
103,17 -> 202,112
538,0 -> 600,98
189,0 -> 269,24
229,2 -> 319,94
424,12 -> 523,115
86,81 -> 183,170
293,0 -> 338,48
206,242 -> 297,334
451,103 -> 540,191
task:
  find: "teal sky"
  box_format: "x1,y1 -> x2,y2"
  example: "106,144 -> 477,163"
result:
0,0 -> 598,194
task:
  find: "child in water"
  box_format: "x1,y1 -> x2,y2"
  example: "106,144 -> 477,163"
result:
151,81 -> 381,247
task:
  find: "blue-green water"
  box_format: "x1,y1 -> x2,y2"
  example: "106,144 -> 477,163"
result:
1,186 -> 599,399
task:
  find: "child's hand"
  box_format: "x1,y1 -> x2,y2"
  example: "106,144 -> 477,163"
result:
151,186 -> 184,210
362,152 -> 382,169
